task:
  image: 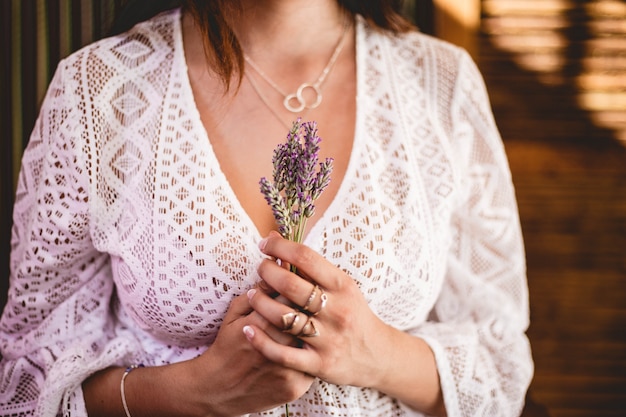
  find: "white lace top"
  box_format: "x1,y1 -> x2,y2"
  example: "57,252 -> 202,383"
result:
0,8 -> 533,417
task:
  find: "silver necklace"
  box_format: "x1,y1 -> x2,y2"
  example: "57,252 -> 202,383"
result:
244,19 -> 350,114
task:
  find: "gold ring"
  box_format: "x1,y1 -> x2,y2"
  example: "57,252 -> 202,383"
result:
302,285 -> 319,312
297,317 -> 320,338
313,290 -> 328,316
281,311 -> 300,332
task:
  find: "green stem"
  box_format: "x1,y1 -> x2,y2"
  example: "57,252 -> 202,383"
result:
294,217 -> 308,245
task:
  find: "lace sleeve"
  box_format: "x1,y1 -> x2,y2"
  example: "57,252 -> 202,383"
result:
416,51 -> 534,416
0,59 -> 137,417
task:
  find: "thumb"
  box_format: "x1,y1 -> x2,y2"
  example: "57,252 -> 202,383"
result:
224,290 -> 254,322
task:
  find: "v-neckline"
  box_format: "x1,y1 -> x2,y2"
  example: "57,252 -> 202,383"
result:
172,8 -> 365,249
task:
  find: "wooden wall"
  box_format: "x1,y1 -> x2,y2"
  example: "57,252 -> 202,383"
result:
477,1 -> 626,416
0,0 -> 127,308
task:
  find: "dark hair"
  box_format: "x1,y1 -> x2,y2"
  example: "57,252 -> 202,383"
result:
108,0 -> 183,36
110,0 -> 414,89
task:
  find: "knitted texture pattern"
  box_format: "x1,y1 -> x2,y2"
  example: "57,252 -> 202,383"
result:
0,9 -> 532,417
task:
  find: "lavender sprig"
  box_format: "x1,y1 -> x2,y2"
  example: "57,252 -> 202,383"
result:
260,118 -> 334,246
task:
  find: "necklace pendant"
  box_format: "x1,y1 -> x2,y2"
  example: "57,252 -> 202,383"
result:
284,83 -> 322,113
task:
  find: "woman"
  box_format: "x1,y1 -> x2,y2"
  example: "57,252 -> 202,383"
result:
0,0 -> 533,416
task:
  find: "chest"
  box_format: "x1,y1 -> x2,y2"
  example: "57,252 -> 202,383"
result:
186,64 -> 357,241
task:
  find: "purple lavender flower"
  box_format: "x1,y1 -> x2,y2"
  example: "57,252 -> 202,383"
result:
259,119 -> 334,244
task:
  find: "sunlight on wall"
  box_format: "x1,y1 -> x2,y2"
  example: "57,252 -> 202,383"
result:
483,0 -> 626,144
579,1 -> 626,142
434,0 -> 481,55
484,0 -> 571,82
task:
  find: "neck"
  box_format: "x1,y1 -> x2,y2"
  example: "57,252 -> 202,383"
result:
234,0 -> 348,60
182,0 -> 356,126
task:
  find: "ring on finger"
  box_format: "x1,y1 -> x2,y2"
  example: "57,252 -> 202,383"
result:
302,285 -> 328,316
313,290 -> 328,316
281,311 -> 301,332
297,317 -> 320,338
302,285 -> 319,312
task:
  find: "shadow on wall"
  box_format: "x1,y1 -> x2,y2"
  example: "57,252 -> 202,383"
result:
480,0 -> 626,147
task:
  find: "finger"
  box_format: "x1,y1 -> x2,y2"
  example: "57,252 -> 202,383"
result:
257,260 -> 329,314
248,289 -> 321,339
260,248 -> 293,274
243,323 -> 320,374
256,279 -> 276,295
299,284 -> 328,316
258,232 -> 339,290
224,292 -> 254,323
257,260 -> 307,306
248,288 -> 298,331
246,309 -> 299,347
223,291 -> 295,346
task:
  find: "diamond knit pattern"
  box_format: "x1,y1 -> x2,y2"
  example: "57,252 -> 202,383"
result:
0,9 -> 532,417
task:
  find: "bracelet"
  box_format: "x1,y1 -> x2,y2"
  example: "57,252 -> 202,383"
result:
120,364 -> 144,417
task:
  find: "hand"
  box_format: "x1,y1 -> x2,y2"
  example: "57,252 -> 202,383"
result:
183,290 -> 314,416
246,231 -> 396,389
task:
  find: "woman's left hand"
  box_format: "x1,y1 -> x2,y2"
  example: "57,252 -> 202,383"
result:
245,231 -> 395,389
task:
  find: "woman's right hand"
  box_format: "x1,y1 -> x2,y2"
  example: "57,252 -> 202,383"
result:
179,289 -> 314,416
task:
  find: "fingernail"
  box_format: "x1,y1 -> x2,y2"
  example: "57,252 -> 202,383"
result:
243,325 -> 254,340
258,237 -> 268,252
247,288 -> 256,300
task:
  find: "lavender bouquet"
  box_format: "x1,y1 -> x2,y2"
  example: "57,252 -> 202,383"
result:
259,119 -> 333,416
259,119 -> 334,258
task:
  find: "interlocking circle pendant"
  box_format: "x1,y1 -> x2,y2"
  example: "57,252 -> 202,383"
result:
284,83 -> 322,113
